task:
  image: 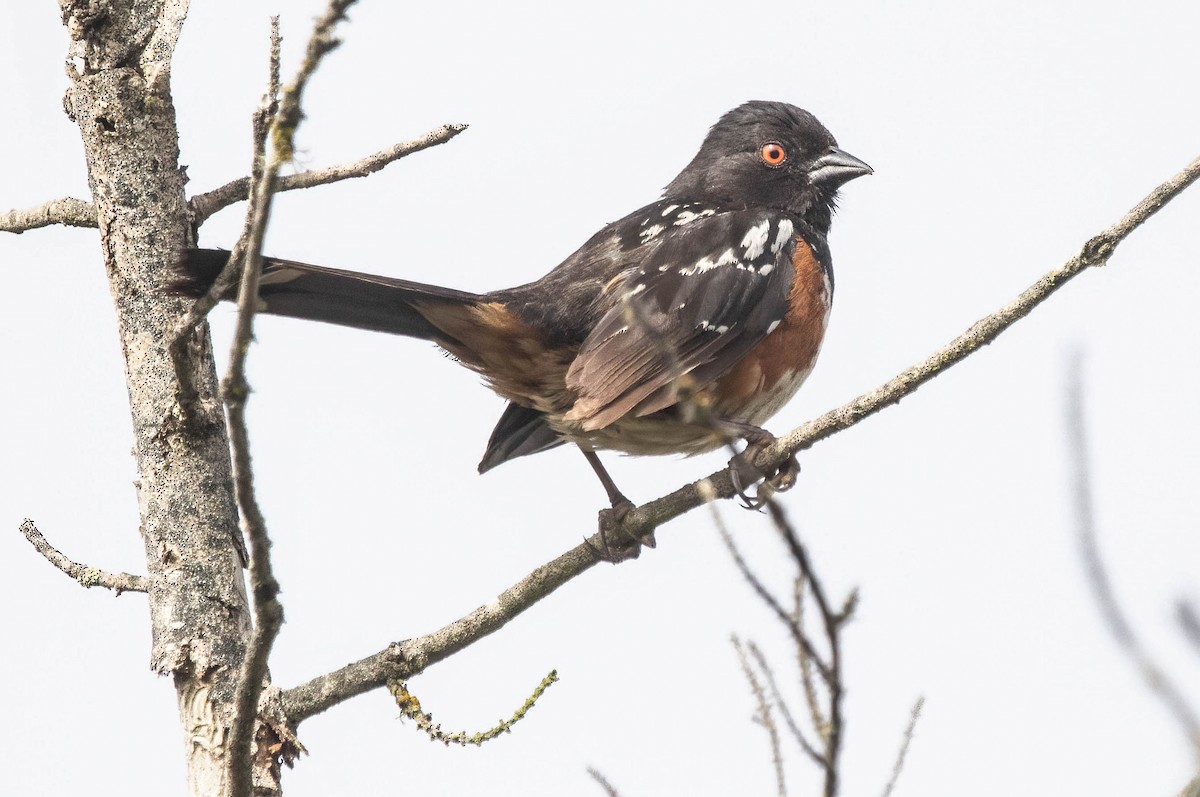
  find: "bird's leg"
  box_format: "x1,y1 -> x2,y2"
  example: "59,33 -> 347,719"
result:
715,420 -> 800,510
580,447 -> 654,561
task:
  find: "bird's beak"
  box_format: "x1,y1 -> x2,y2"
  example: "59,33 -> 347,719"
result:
808,147 -> 873,187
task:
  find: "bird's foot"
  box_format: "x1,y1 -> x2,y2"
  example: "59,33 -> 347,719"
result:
727,428 -> 800,510
586,498 -> 655,563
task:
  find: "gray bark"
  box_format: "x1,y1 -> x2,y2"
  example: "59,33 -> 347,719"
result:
59,1 -> 256,794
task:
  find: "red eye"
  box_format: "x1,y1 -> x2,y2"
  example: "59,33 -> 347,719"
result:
760,142 -> 787,166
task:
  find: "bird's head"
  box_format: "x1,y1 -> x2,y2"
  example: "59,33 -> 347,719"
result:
665,100 -> 871,231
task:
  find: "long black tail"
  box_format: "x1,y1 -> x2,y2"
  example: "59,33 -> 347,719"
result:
172,248 -> 482,341
174,248 -> 564,472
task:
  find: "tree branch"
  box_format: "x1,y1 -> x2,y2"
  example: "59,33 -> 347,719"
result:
880,697 -> 924,797
282,542 -> 599,722
279,154 -> 1200,726
224,17 -> 287,797
1066,353 -> 1200,761
733,635 -> 787,797
0,197 -> 97,233
188,123 -> 467,228
19,519 -> 148,594
222,3 -> 365,792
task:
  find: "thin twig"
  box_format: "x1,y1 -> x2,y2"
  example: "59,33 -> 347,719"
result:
280,154 -> 1200,727
880,697 -> 924,797
793,574 -> 828,740
748,639 -> 825,767
703,482 -> 832,684
587,767 -> 622,797
1066,353 -> 1200,761
388,671 -> 558,746
188,124 -> 467,228
18,519 -> 148,594
225,5 -> 363,792
224,18 -> 286,797
0,196 -> 97,233
734,636 -> 787,797
763,500 -> 848,797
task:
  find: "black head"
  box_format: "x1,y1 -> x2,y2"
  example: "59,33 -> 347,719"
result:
664,101 -> 871,232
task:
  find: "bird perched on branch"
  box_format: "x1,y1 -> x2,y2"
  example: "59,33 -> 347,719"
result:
174,101 -> 870,548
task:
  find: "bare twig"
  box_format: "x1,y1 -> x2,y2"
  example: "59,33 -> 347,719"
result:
388,670 -> 558,746
0,196 -> 97,233
764,501 -> 849,797
225,18 -> 288,797
793,574 -> 827,740
225,2 -> 368,789
19,519 -> 148,594
280,154 -> 1200,729
703,483 -> 832,685
880,697 -> 924,797
1066,353 -> 1200,761
188,124 -> 467,227
734,636 -> 787,797
749,639 -> 825,767
587,767 -> 622,797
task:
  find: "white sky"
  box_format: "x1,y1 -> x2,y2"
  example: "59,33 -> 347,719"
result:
3,1 -> 1199,795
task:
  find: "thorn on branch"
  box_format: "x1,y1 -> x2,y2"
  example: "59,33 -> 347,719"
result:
388,671 -> 559,747
19,519 -> 148,595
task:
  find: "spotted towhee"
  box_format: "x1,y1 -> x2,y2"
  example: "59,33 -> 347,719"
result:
175,101 -> 870,522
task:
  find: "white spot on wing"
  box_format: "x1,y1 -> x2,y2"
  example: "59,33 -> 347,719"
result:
742,219 -> 770,260
661,204 -> 680,216
639,223 -> 664,242
677,247 -> 741,276
674,208 -> 716,226
771,219 -> 794,254
766,319 -> 781,334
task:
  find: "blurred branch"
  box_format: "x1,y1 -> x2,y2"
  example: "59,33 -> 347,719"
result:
0,196 -> 97,233
750,638 -> 824,767
188,123 -> 467,228
734,636 -> 787,797
587,767 -> 622,797
1066,353 -> 1200,761
880,697 -> 924,797
715,492 -> 853,797
1177,601 -> 1200,659
19,519 -> 148,594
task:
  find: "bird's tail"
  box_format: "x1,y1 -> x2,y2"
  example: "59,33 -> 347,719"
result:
171,248 -> 483,343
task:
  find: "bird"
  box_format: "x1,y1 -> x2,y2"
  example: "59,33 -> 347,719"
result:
174,101 -> 870,548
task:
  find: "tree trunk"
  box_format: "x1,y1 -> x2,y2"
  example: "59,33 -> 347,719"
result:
60,1 -> 255,794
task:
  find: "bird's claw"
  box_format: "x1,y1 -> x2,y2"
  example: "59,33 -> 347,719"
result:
585,499 -> 655,562
728,443 -> 800,510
